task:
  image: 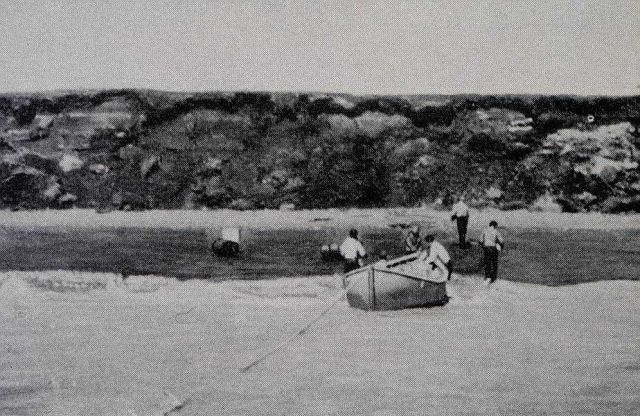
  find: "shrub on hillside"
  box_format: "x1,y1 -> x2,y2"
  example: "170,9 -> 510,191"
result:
535,112 -> 582,135
502,163 -> 548,204
464,132 -> 507,155
500,200 -> 529,210
0,167 -> 49,209
410,104 -> 456,127
302,134 -> 391,207
12,101 -> 37,125
306,97 -> 350,117
600,195 -> 640,213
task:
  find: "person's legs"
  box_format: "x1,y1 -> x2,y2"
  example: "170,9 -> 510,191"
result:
457,216 -> 468,246
344,260 -> 359,273
485,247 -> 498,282
483,247 -> 491,280
490,249 -> 499,282
462,216 -> 468,245
446,260 -> 453,280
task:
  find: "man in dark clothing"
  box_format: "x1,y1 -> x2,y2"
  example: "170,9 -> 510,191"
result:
451,196 -> 470,247
480,220 -> 504,284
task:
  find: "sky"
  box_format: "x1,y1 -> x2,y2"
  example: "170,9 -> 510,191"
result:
0,0 -> 638,95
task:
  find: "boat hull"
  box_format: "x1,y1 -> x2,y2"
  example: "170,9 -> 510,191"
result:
344,265 -> 447,311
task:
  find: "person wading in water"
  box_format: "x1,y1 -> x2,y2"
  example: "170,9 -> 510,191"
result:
480,220 -> 504,285
340,229 -> 367,273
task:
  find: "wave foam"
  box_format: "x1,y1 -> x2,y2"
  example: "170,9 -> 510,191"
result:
0,270 -> 176,296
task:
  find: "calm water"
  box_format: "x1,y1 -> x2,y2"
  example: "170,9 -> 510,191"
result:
0,226 -> 639,285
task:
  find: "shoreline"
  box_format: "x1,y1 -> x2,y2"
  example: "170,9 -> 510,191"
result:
0,207 -> 639,231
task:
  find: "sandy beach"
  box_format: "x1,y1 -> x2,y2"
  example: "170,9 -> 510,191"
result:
1,208 -> 639,231
1,209 -> 639,414
1,271 -> 639,415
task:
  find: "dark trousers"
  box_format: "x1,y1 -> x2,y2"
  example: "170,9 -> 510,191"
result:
445,260 -> 453,280
483,247 -> 499,282
456,216 -> 468,246
344,259 -> 360,273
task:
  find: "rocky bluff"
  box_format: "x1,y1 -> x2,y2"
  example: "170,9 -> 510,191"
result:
0,90 -> 638,212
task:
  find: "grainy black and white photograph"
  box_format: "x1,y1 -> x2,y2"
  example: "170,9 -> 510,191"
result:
0,1 -> 639,414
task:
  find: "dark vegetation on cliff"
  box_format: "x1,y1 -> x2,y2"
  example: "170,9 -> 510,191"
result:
0,90 -> 638,212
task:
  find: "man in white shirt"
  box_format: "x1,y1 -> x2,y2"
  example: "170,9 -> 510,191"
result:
340,229 -> 367,273
451,196 -> 470,247
480,220 -> 504,284
421,234 -> 453,280
426,257 -> 448,283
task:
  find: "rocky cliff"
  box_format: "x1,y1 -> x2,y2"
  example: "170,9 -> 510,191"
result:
0,90 -> 638,212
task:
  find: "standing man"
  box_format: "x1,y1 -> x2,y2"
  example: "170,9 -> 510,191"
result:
481,220 -> 504,284
340,229 -> 367,273
422,234 -> 453,280
451,196 -> 470,247
404,225 -> 423,254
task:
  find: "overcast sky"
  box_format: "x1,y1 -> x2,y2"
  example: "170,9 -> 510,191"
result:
1,0 -> 638,95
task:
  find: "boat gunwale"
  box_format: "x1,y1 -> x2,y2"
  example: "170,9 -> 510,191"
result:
344,263 -> 446,284
373,267 -> 447,284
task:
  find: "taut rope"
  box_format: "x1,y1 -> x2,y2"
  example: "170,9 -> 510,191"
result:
240,273 -> 366,373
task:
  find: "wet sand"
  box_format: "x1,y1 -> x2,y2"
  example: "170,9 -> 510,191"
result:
1,214 -> 639,285
1,272 -> 638,415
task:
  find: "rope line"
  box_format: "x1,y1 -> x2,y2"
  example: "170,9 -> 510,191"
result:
240,273 -> 366,373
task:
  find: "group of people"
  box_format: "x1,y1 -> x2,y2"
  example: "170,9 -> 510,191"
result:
449,196 -> 505,283
339,196 -> 505,285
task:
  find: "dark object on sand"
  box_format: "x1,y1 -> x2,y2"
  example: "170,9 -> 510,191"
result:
311,217 -> 332,222
211,227 -> 241,258
320,243 -> 342,261
343,254 -> 448,311
388,222 -> 411,230
211,239 -> 240,258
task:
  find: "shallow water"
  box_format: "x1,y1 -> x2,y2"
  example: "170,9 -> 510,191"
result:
1,227 -> 639,285
1,272 -> 639,415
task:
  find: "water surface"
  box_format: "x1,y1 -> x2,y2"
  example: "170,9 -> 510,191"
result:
0,226 -> 638,285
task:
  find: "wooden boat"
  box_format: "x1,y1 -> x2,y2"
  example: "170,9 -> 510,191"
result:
343,253 -> 448,311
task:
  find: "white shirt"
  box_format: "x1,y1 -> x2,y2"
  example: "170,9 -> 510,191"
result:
428,241 -> 451,263
422,257 -> 448,282
419,241 -> 450,264
481,226 -> 504,247
340,237 -> 366,260
451,201 -> 469,217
